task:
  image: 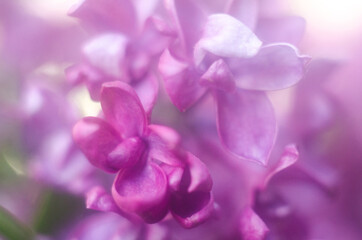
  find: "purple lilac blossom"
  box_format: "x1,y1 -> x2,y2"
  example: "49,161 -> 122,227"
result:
158,0 -> 309,165
2,0 -> 362,239
73,81 -> 214,227
20,79 -> 97,194
66,0 -> 168,117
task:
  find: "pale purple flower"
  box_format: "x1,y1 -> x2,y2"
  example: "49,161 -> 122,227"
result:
3,1 -> 362,239
73,81 -> 214,227
20,79 -> 96,194
248,59 -> 362,240
158,0 -> 309,165
66,0 -> 169,115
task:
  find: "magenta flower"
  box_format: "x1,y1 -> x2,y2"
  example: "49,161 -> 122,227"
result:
158,0 -> 309,165
73,81 -> 213,227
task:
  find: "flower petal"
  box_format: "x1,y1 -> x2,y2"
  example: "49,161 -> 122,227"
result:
72,117 -> 121,173
170,191 -> 214,228
194,14 -> 262,65
255,16 -> 306,46
147,124 -> 182,166
165,0 -> 206,56
83,34 -> 128,78
65,63 -> 114,101
226,0 -> 259,30
86,186 -> 121,213
200,59 -> 236,92
240,207 -> 269,240
160,164 -> 184,192
232,43 -> 310,91
112,162 -> 169,223
158,49 -> 206,111
68,0 -> 137,35
107,137 -> 146,169
133,74 -> 159,117
186,152 -> 213,193
215,90 -> 276,165
100,81 -> 147,138
262,144 -> 299,188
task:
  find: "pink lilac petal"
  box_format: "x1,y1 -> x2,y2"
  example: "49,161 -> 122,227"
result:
255,16 -> 306,46
107,137 -> 146,169
165,0 -> 206,56
215,89 -> 276,165
240,207 -> 269,240
147,125 -> 183,166
65,63 -> 115,101
186,152 -> 213,193
158,49 -> 206,111
194,13 -> 262,65
126,51 -> 150,80
82,34 -> 128,78
232,43 -> 310,91
86,186 -> 121,213
147,124 -> 181,149
126,18 -> 171,79
72,117 -> 122,173
69,0 -> 137,35
112,162 -> 169,223
150,15 -> 175,36
170,191 -> 214,228
100,81 -> 147,138
225,0 -> 259,30
132,17 -> 171,57
199,59 -> 236,92
30,131 -> 96,194
65,64 -> 87,87
262,144 -> 299,188
133,74 -> 159,117
132,0 -> 160,26
160,164 -> 184,192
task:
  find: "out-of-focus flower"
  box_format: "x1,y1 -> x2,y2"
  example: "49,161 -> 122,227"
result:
19,78 -> 97,194
158,0 -> 308,165
66,0 -> 169,116
249,58 -> 362,240
66,212 -> 169,240
73,81 -> 213,227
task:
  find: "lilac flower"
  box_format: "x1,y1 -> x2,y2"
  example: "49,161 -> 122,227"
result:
19,79 -> 97,194
248,59 -> 362,240
67,0 -> 169,115
158,0 -> 309,165
73,81 -> 213,227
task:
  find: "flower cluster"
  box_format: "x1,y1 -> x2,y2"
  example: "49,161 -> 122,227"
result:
67,0 -> 308,233
2,0 -> 362,240
73,81 -> 213,227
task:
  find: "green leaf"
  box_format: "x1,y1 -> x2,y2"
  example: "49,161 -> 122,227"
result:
0,206 -> 34,240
